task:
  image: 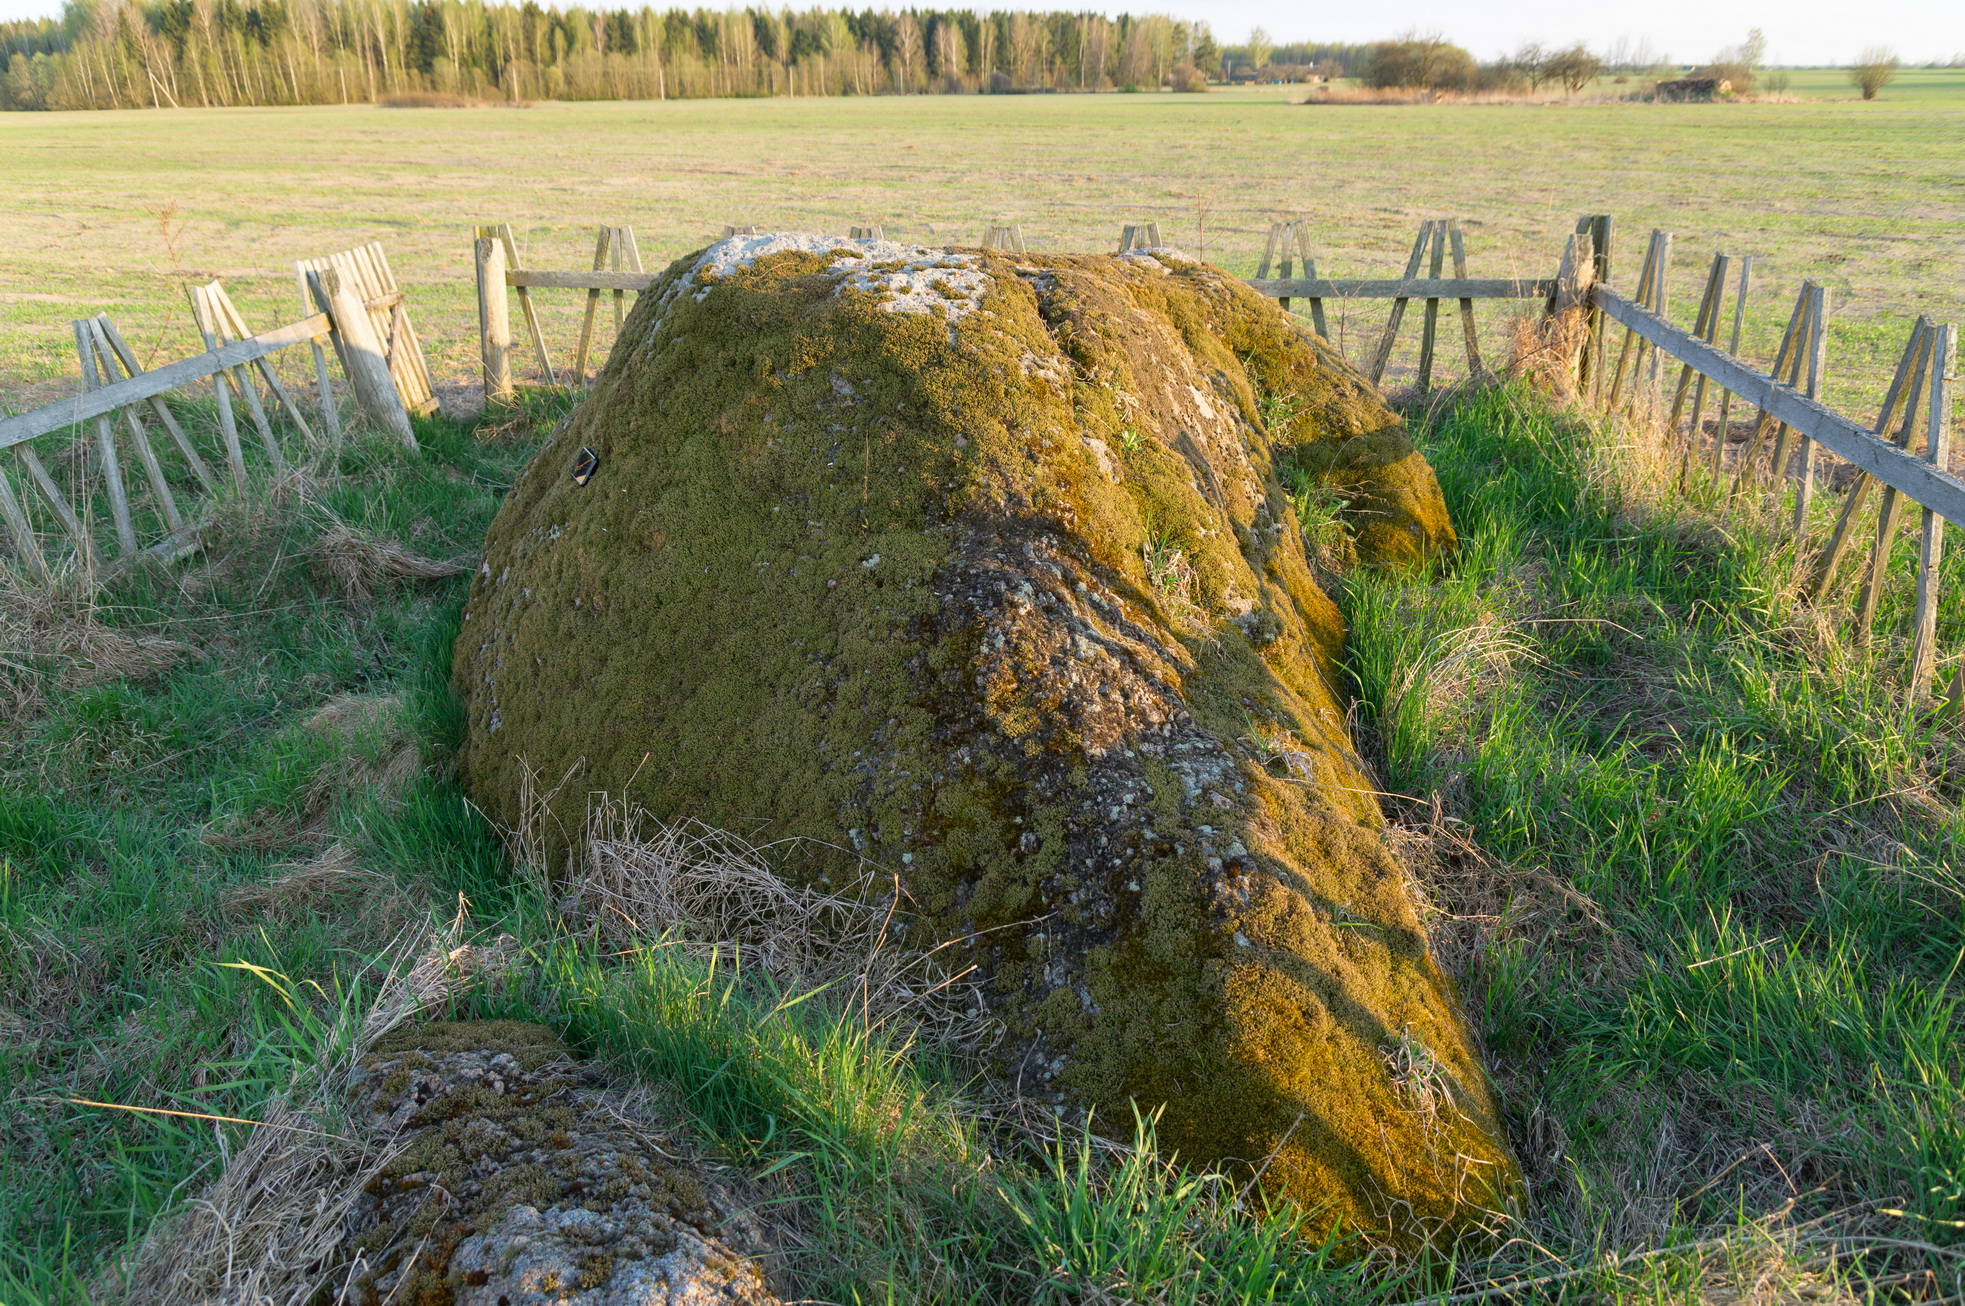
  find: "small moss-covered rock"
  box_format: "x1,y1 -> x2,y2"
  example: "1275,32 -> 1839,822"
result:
456,236 -> 1512,1243
342,1020 -> 777,1304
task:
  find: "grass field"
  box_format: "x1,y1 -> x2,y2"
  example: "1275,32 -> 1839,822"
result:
6,382 -> 1963,1301
1,77 -> 1962,424
3,80 -> 1965,1302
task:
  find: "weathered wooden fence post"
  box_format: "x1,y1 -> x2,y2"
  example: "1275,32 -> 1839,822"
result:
310,267 -> 417,448
1416,219 -> 1448,391
1791,283 -> 1830,529
1370,221 -> 1434,386
73,322 -> 137,552
1852,330 -> 1935,638
295,265 -> 342,444
1909,323 -> 1956,696
1577,214 -> 1612,398
477,222 -> 556,387
0,467 -> 46,580
1709,256 -> 1752,475
1812,320 -> 1932,600
476,235 -> 514,406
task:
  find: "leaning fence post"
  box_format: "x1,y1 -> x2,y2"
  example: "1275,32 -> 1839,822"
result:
1292,222 -> 1329,340
1670,254 -> 1726,432
1605,231 -> 1662,412
1447,219 -> 1484,381
1792,284 -> 1830,530
0,462 -> 48,580
1812,321 -> 1931,600
1853,334 -> 1935,638
1641,231 -> 1673,418
1416,220 -> 1447,392
484,222 -> 556,387
311,267 -> 417,449
476,236 -> 514,406
1730,288 -> 1811,499
295,262 -> 343,444
1370,221 -> 1433,386
1909,323 -> 1956,697
74,321 -> 137,553
1710,256 -> 1752,476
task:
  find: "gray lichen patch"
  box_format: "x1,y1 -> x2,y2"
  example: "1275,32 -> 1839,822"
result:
341,1020 -> 777,1306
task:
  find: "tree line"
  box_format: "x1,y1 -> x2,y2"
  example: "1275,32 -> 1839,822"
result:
8,4 -> 1897,113
0,0 -> 1228,109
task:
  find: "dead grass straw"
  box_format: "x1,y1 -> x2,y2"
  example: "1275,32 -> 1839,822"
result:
0,564 -> 191,723
560,799 -> 995,1052
309,520 -> 467,603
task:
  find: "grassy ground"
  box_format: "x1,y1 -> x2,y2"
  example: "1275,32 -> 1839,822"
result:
0,408 -> 527,1300
1338,389 -> 1965,1295
5,371 -> 1963,1300
1,77 -> 1961,422
0,395 -> 1383,1305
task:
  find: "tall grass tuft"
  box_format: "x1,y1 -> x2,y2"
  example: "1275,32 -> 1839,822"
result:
1343,383 -> 1965,1294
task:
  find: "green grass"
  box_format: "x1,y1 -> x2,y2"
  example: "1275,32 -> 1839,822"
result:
6,374 -> 1965,1300
0,400 -> 1384,1304
1340,386 -> 1965,1280
0,412 -> 532,1300
466,939 -> 1378,1305
1778,66 -> 1965,103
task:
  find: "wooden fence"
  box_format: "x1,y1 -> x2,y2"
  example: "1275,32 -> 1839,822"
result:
0,247 -> 425,576
1559,215 -> 1961,700
5,214 -> 1959,705
471,216 -> 1542,402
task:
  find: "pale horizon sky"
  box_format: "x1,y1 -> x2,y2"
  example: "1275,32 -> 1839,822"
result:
1,0 -> 1960,69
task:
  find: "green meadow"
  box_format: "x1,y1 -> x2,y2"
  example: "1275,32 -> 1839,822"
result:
2,77 -> 1964,1303
2,76 -> 1962,419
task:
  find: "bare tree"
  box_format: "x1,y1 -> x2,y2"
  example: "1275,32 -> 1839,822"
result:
893,12 -> 922,92
1546,43 -> 1604,94
1510,41 -> 1548,91
1850,45 -> 1899,100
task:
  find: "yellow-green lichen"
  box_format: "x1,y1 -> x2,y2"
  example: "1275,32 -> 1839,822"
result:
455,241 -> 1512,1245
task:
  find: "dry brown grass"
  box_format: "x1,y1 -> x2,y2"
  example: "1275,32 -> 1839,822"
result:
219,841 -> 417,930
202,691 -> 422,850
1504,305 -> 1592,402
0,566 -> 191,723
308,520 -> 468,603
558,799 -> 995,1050
375,89 -> 529,108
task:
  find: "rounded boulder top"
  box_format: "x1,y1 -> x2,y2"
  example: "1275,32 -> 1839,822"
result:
456,233 -> 1517,1244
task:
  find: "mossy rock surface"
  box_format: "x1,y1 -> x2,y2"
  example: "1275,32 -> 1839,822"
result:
456,235 -> 1514,1242
342,1020 -> 778,1304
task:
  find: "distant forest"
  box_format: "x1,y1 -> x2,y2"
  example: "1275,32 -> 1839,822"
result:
0,1 -> 1288,110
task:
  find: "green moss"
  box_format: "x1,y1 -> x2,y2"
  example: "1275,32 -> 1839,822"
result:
346,1020 -> 712,1302
456,242 -> 1512,1244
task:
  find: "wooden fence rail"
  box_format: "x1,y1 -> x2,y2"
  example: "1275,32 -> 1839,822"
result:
0,250 -> 421,578
0,315 -> 331,452
1555,215 -> 1959,703
1244,217 -> 1552,391
1592,287 -> 1965,530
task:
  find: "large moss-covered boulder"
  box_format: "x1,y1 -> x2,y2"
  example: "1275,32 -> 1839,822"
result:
456,235 -> 1516,1241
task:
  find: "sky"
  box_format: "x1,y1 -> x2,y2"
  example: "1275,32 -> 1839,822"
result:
1,0 -> 1961,67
